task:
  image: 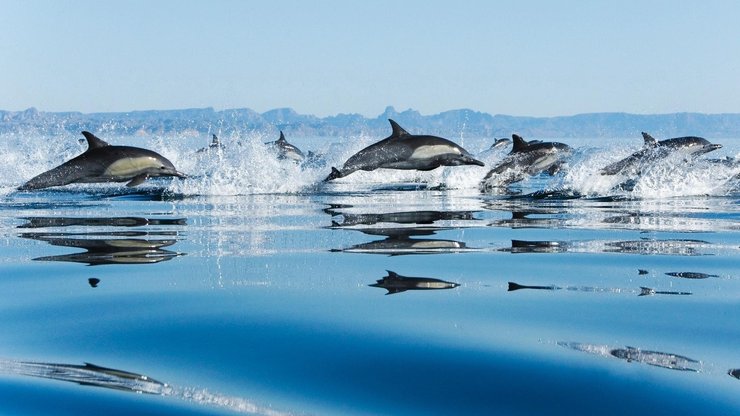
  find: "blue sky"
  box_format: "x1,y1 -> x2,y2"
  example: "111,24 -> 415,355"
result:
2,0 -> 740,117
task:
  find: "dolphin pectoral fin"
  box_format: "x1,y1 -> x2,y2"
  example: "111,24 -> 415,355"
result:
547,162 -> 565,175
126,174 -> 149,187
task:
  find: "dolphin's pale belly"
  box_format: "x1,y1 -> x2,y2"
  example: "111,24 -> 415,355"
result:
409,240 -> 463,249
379,145 -> 464,170
408,145 -> 462,160
410,281 -> 459,289
102,157 -> 160,179
527,153 -> 560,172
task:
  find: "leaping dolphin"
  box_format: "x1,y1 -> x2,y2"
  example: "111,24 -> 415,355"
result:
18,131 -> 186,190
196,134 -> 224,153
266,131 -> 305,162
325,119 -> 484,181
489,137 -> 512,150
480,134 -> 572,188
600,132 -> 722,175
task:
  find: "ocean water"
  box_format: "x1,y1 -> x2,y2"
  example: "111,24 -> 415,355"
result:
0,130 -> 738,415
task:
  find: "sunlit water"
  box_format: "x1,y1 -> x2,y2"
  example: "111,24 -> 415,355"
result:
0,130 -> 738,415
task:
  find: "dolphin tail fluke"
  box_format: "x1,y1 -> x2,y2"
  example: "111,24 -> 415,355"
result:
324,167 -> 343,182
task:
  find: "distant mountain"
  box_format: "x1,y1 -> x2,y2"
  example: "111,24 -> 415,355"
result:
2,106 -> 740,139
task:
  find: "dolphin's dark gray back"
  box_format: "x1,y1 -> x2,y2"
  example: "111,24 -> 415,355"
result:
19,133 -> 112,190
641,132 -> 658,147
81,131 -> 111,149
388,119 -> 410,138
18,157 -> 91,190
511,134 -> 529,153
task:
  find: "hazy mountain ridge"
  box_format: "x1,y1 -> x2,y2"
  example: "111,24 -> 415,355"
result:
2,106 -> 740,139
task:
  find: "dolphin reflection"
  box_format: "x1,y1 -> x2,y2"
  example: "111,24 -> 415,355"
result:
665,271 -> 719,279
370,270 -> 460,295
508,282 -> 691,297
19,232 -> 183,266
0,360 -> 165,394
17,215 -> 186,266
332,228 -> 473,256
18,216 -> 186,228
0,359 -> 290,415
559,342 -> 702,372
325,206 -> 477,228
500,238 -> 711,256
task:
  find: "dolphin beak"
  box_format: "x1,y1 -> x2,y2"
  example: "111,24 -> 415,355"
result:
467,157 -> 485,167
706,144 -> 723,152
164,169 -> 187,179
694,143 -> 722,156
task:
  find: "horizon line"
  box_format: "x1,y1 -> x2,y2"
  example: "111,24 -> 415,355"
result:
3,106 -> 739,120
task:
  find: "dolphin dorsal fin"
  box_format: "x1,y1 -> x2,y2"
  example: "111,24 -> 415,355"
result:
278,131 -> 287,142
511,134 -> 528,153
81,131 -> 110,150
641,132 -> 658,147
388,119 -> 410,138
212,134 -> 220,146
386,270 -> 400,278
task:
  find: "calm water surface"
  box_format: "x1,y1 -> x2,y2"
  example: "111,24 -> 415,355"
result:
0,134 -> 738,415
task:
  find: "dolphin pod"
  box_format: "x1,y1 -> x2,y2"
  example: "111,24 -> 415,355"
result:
18,127 -> 726,191
18,131 -> 186,190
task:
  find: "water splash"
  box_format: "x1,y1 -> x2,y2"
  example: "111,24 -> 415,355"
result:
3,132 -> 738,198
561,143 -> 740,198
